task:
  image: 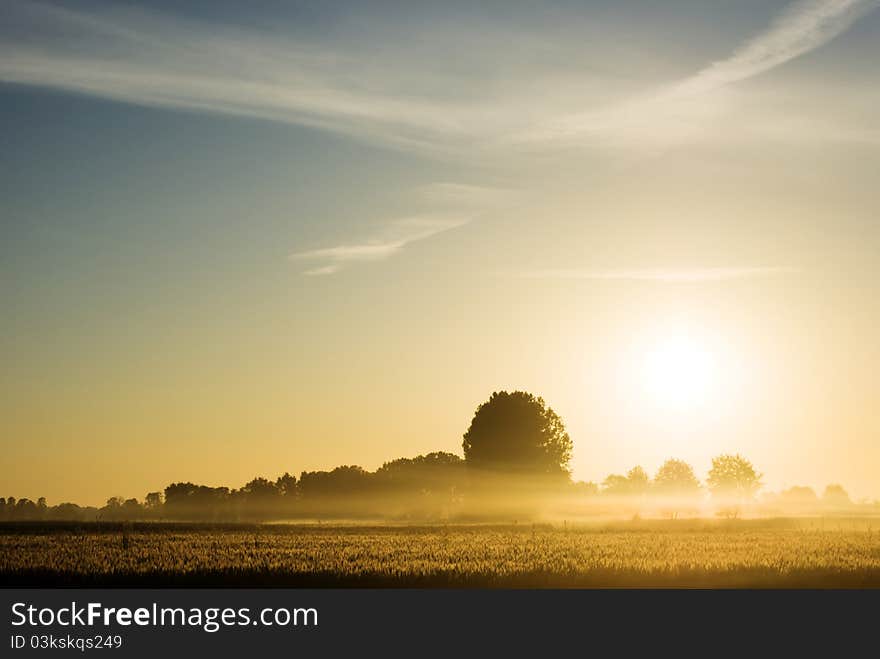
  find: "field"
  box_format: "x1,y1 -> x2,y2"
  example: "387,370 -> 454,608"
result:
2,519 -> 880,588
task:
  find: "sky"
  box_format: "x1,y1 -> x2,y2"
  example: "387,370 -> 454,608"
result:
1,0 -> 879,506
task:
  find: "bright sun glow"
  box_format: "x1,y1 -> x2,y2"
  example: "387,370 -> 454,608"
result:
611,322 -> 743,422
639,335 -> 717,410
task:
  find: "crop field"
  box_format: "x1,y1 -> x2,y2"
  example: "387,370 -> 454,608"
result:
2,519 -> 880,588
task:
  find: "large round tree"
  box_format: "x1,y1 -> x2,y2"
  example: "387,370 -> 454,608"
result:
462,391 -> 572,479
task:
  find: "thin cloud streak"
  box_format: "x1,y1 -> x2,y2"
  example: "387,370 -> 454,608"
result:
1,1 -> 876,154
524,0 -> 879,146
0,1 -> 478,154
674,0 -> 879,96
290,216 -> 470,276
416,183 -> 517,209
519,267 -> 800,283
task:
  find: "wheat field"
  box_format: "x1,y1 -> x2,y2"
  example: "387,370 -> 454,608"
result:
2,519 -> 879,587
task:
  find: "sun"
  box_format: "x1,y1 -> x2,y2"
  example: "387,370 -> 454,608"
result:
639,335 -> 717,410
610,320 -> 753,431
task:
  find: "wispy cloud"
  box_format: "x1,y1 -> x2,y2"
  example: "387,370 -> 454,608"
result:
290,216 -> 470,276
0,1 -> 478,153
518,267 -> 800,283
523,0 -> 879,147
1,1 -> 875,154
674,0 -> 878,96
289,180 -> 518,275
416,183 -> 516,209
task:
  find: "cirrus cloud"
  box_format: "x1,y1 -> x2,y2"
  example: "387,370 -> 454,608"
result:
290,216 -> 471,276
517,267 -> 800,283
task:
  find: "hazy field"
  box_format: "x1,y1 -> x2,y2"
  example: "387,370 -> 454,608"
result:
2,519 -> 879,588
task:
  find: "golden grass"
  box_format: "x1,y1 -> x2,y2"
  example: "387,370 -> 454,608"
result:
2,519 -> 878,587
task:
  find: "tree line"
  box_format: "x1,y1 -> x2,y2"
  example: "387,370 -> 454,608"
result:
0,390 -> 869,521
0,452 -> 467,521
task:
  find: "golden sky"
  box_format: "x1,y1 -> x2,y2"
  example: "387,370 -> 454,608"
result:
1,0 -> 879,505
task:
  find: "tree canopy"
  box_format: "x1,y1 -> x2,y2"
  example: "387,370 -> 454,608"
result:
822,484 -> 851,506
462,391 -> 573,479
706,454 -> 762,500
602,466 -> 650,497
653,459 -> 701,495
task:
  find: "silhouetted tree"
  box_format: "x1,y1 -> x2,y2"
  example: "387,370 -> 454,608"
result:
241,477 -> 279,499
462,391 -> 572,479
376,452 -> 464,495
163,482 -> 230,520
144,492 -> 163,509
54,503 -> 86,521
236,477 -> 281,520
298,466 -> 373,499
121,498 -> 142,518
14,498 -> 38,520
371,453 -> 465,517
99,497 -> 119,520
275,473 -> 298,497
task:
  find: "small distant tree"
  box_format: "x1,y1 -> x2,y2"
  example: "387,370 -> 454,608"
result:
144,492 -> 163,509
241,478 -> 280,502
601,467 -> 650,497
653,459 -> 701,518
375,453 -> 465,503
298,466 -> 373,499
234,478 -> 282,520
707,455 -> 762,500
653,459 -> 700,495
780,486 -> 818,503
462,391 -> 573,479
162,483 -> 230,520
822,484 -> 851,508
54,502 -> 84,521
121,498 -> 142,518
572,481 -> 599,497
777,486 -> 818,514
275,472 -> 298,497
626,466 -> 650,496
601,474 -> 630,496
14,498 -> 38,520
